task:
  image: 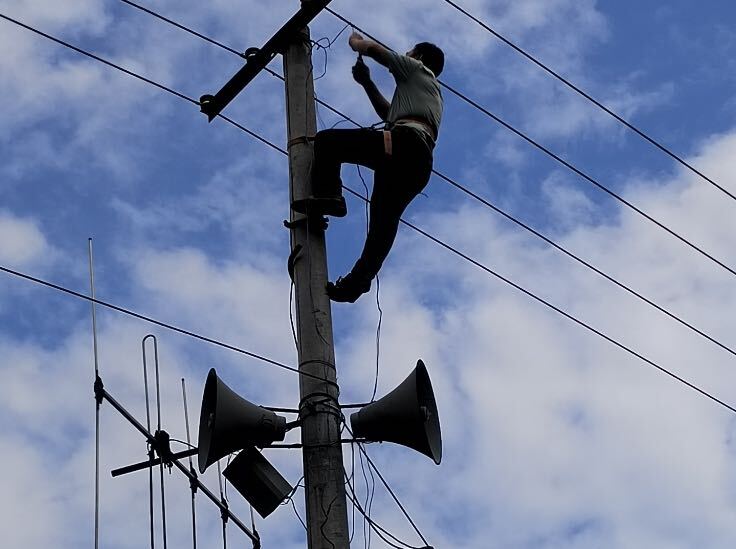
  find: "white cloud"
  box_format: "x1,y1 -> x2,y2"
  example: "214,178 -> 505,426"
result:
347,127 -> 736,547
3,0 -> 110,34
3,1 -> 736,548
0,211 -> 54,268
3,128 -> 736,547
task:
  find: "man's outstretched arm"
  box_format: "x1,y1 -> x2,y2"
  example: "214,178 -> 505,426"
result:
348,31 -> 392,66
352,55 -> 390,120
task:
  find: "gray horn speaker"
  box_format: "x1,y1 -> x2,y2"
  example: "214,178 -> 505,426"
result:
198,368 -> 287,473
350,360 -> 442,464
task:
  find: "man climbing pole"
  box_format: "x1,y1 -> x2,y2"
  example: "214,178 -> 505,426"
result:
291,31 -> 444,303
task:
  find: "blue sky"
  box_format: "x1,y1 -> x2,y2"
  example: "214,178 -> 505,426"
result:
2,1 -> 736,547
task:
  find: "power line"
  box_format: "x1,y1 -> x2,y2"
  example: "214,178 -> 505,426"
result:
17,9 -> 736,547
324,8 -> 736,281
111,0 -> 736,364
437,0 -> 736,203
114,0 -> 355,124
4,11 -> 736,417
0,264 -> 337,384
0,12 -> 196,105
119,0 -> 243,57
0,13 -> 284,157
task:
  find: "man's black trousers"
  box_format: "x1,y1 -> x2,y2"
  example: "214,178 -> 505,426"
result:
312,126 -> 433,282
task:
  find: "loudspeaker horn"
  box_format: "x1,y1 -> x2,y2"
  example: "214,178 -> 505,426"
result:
350,360 -> 442,464
198,368 -> 286,473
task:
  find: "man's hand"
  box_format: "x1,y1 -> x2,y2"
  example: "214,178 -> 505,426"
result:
348,31 -> 364,51
352,55 -> 371,86
348,31 -> 391,69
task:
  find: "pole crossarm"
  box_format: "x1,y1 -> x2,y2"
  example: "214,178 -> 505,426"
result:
111,448 -> 198,477
199,0 -> 333,121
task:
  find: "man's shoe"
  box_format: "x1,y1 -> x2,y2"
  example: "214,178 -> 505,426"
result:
326,274 -> 371,303
291,196 -> 347,218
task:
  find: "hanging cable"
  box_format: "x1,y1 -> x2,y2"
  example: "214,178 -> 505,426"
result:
357,447 -> 369,549
344,424 -> 431,547
437,0 -> 736,203
289,281 -> 299,351
292,500 -> 308,532
347,442 -> 358,545
104,1 -> 736,367
4,11 -> 736,418
310,22 -> 351,81
372,276 -> 383,403
282,477 -> 307,531
358,444 -> 374,549
344,472 -> 428,549
365,445 -> 377,549
357,166 -> 383,402
324,9 -> 736,280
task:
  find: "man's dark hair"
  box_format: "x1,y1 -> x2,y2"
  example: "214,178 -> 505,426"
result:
414,42 -> 444,77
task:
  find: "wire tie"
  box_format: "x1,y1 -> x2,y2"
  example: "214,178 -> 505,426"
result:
299,358 -> 336,370
287,135 -> 315,149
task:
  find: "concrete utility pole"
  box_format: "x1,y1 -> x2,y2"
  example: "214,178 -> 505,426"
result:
284,24 -> 350,549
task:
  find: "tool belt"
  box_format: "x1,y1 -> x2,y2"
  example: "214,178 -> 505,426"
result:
383,117 -> 436,157
393,117 -> 437,142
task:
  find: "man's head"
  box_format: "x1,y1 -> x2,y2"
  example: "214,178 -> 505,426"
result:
407,42 -> 445,77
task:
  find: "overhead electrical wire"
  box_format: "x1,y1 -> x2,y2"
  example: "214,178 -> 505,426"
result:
0,263 -> 332,384
110,0 -> 736,366
0,13 -> 282,156
324,8 -> 736,280
437,0 -> 736,203
113,0 -> 736,284
6,6 -> 734,547
4,14 -> 736,547
3,10 -> 736,426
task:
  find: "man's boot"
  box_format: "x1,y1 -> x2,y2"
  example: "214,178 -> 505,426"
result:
291,196 -> 347,218
326,271 -> 371,303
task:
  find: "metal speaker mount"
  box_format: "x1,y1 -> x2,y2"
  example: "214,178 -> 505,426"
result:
350,360 -> 442,464
198,368 -> 287,473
